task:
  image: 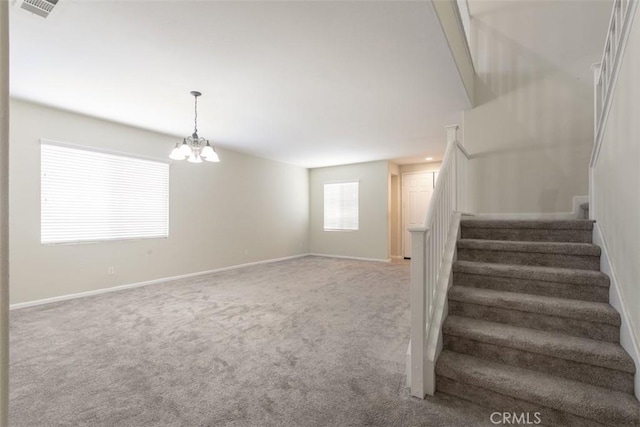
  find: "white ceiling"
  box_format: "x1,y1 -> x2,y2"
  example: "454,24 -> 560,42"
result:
9,0 -> 469,168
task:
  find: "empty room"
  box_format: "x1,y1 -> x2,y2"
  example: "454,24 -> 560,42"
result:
1,0 -> 640,426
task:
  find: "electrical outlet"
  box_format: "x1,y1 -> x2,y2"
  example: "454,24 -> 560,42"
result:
108,267 -> 115,275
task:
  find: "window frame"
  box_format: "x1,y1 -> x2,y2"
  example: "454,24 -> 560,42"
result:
40,139 -> 170,245
323,180 -> 359,232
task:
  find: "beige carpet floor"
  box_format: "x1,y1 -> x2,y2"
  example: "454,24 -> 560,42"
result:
10,256 -> 493,426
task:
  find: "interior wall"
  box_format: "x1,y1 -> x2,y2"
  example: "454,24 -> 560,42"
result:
0,1 -> 9,422
390,174 -> 400,259
399,161 -> 441,175
593,3 -> 640,395
9,99 -> 310,304
388,162 -> 400,259
309,160 -> 389,261
464,0 -> 611,214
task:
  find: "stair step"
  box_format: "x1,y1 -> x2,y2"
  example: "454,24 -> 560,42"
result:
457,239 -> 601,271
461,219 -> 595,230
443,316 -> 635,394
448,286 -> 620,342
436,351 -> 640,426
437,377 -> 606,426
461,219 -> 594,243
448,286 -> 619,325
453,261 -> 609,302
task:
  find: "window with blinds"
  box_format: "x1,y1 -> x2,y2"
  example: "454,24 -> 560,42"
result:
41,141 -> 169,244
323,181 -> 359,231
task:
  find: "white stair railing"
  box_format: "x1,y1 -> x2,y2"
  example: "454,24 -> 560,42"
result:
408,125 -> 470,398
590,0 -> 638,219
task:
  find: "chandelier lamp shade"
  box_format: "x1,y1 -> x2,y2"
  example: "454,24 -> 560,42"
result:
169,91 -> 220,163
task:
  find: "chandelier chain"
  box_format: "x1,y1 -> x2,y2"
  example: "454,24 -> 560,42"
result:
194,95 -> 198,134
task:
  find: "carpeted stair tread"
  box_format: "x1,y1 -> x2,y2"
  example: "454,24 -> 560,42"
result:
453,260 -> 609,287
436,351 -> 640,425
448,286 -> 620,326
460,219 -> 594,243
461,219 -> 595,230
443,315 -> 635,373
458,239 -> 601,256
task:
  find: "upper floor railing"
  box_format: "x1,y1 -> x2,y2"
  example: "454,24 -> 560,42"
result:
591,0 -> 637,165
590,0 -> 638,218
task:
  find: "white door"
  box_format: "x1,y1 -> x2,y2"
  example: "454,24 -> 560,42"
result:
402,172 -> 434,258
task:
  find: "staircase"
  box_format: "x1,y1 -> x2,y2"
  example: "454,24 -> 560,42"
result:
435,219 -> 640,426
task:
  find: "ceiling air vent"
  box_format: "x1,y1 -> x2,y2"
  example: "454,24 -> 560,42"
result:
21,0 -> 58,18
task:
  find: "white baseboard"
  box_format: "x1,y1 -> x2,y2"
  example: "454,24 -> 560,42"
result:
593,224 -> 640,399
308,253 -> 391,263
10,254 -> 310,310
391,255 -> 404,260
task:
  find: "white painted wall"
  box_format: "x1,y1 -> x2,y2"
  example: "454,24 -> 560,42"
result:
464,0 -> 611,214
0,1 -> 9,422
9,99 -> 310,304
309,160 -> 389,261
592,3 -> 640,396
389,162 -> 401,259
399,162 -> 441,175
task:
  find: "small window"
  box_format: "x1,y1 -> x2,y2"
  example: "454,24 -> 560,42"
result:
41,141 -> 169,244
324,182 -> 359,231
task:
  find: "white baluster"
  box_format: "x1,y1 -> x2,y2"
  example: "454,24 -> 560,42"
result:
591,63 -> 602,137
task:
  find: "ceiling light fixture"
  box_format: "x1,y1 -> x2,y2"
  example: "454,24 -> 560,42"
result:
170,91 -> 220,163
425,157 -> 434,161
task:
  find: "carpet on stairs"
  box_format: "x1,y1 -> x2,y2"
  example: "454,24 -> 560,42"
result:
435,219 -> 640,426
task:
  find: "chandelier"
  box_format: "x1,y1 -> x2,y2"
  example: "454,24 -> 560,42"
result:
169,91 -> 220,163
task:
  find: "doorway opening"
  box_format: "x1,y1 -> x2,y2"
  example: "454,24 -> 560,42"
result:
401,171 -> 438,259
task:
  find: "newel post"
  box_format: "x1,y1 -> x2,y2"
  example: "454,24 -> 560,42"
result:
445,124 -> 459,144
409,226 -> 428,398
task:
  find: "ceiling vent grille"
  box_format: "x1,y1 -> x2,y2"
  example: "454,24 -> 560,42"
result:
21,0 -> 58,18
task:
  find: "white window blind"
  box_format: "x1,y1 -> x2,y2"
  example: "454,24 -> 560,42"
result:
324,182 -> 359,231
41,141 -> 169,244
